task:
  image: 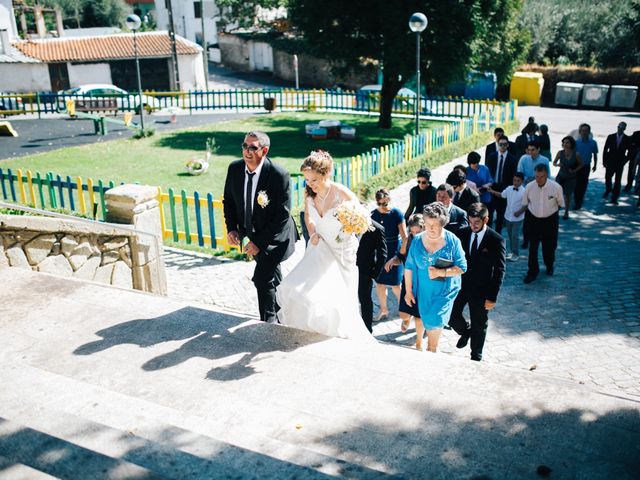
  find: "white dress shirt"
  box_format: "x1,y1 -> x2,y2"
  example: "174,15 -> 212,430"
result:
244,159 -> 265,217
469,225 -> 487,252
501,185 -> 525,222
522,179 -> 564,218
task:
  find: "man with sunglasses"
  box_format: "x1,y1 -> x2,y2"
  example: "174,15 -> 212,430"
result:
486,135 -> 518,233
223,131 -> 298,324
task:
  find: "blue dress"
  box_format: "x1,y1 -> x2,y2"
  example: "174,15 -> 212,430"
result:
371,207 -> 404,286
405,230 -> 467,330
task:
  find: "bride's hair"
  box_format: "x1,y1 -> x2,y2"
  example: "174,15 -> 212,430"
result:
301,150 -> 334,198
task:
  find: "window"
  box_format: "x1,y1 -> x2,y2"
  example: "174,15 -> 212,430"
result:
194,1 -> 201,18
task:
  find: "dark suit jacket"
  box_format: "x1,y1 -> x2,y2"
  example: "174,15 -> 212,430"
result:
514,133 -> 539,159
484,141 -> 516,163
445,204 -> 468,235
356,220 -> 387,279
628,130 -> 640,162
603,133 -> 632,168
223,157 -> 298,261
456,226 -> 506,302
486,151 -> 518,191
453,186 -> 480,213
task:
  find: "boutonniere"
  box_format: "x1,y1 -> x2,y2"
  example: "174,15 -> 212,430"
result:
481,248 -> 489,253
256,190 -> 270,208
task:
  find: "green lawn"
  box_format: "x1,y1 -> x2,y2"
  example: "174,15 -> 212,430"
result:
1,112 -> 445,198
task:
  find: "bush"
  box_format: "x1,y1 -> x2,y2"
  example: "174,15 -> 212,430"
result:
133,128 -> 155,139
519,65 -> 640,108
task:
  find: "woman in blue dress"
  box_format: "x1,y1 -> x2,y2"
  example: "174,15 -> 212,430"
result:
405,202 -> 467,352
371,188 -> 407,321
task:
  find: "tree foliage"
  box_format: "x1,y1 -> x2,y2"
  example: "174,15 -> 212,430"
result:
520,0 -> 640,68
288,0 -> 526,128
32,0 -> 129,29
215,0 -> 289,31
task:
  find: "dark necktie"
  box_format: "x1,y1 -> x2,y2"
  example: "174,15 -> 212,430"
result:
471,233 -> 478,257
497,154 -> 504,184
513,187 -> 519,192
244,171 -> 256,231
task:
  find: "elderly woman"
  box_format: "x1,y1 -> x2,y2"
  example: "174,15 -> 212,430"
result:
404,202 -> 467,352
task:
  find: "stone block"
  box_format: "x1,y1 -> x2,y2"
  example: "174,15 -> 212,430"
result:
60,235 -> 78,256
94,264 -> 114,284
105,184 -> 160,224
37,254 -> 73,277
119,246 -> 132,267
133,257 -> 167,295
101,251 -> 120,265
24,234 -> 57,265
111,260 -> 133,289
69,252 -> 89,271
100,237 -> 128,251
74,255 -> 100,280
6,245 -> 30,269
72,240 -> 93,258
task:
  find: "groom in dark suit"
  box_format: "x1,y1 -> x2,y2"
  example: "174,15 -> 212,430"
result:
356,219 -> 387,333
223,131 -> 298,323
449,203 -> 506,361
486,135 -> 518,233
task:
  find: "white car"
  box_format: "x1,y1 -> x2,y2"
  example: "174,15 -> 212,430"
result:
59,84 -> 160,114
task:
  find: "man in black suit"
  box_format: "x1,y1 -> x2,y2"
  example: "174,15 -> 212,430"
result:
449,203 -> 506,361
625,129 -> 640,193
484,127 -> 516,162
486,135 -> 518,233
435,183 -> 468,235
356,219 -> 387,333
223,131 -> 298,323
446,169 -> 480,213
514,122 -> 539,160
603,122 -> 632,205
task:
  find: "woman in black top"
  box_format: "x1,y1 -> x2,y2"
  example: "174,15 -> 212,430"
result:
404,167 -> 437,222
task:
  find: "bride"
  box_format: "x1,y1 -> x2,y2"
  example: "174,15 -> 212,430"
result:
278,150 -> 376,342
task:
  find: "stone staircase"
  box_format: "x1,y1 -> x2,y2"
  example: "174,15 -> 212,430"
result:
0,269 -> 638,479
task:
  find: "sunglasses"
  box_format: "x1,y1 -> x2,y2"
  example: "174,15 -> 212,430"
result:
377,201 -> 389,207
498,143 -> 509,147
417,180 -> 428,185
241,143 -> 261,152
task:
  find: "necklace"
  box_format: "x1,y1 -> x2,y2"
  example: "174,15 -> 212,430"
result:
317,183 -> 332,205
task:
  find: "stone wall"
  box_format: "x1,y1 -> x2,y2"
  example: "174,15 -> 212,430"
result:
0,214 -> 162,292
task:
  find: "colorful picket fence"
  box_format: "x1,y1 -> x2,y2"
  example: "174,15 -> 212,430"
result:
0,88 -> 514,120
0,168 -> 113,220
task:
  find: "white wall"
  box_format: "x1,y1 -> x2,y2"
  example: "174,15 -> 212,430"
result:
0,63 -> 50,92
178,53 -> 205,91
154,0 -> 218,46
68,63 -> 111,87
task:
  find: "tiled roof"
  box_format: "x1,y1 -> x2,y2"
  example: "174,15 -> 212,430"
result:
12,31 -> 201,63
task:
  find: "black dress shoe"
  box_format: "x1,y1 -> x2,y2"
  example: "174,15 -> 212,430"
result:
523,274 -> 537,284
546,267 -> 554,276
610,199 -> 619,205
470,355 -> 482,361
456,335 -> 469,349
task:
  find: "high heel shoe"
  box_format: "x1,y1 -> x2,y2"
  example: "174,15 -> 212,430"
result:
375,310 -> 389,322
400,317 -> 411,333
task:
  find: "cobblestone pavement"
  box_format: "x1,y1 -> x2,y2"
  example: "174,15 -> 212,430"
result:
164,106 -> 640,396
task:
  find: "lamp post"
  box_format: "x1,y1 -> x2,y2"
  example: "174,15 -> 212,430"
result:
409,12 -> 428,135
126,14 -> 144,131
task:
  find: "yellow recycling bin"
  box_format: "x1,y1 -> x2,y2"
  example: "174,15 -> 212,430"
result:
509,72 -> 544,106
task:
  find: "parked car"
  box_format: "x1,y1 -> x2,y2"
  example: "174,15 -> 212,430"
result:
58,84 -> 160,114
0,93 -> 23,116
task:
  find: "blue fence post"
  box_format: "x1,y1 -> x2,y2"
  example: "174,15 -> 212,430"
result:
194,190 -> 204,246
206,193 -> 216,249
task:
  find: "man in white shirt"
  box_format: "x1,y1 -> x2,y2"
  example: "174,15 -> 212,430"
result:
500,172 -> 525,261
515,164 -> 564,284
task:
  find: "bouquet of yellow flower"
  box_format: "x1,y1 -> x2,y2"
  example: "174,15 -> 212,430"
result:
333,201 -> 373,242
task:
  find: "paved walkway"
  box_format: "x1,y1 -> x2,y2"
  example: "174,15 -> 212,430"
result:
164,106 -> 640,396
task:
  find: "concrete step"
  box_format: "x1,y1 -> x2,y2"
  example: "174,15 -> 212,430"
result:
1,268 -> 639,479
0,454 -> 59,480
0,361 -> 381,479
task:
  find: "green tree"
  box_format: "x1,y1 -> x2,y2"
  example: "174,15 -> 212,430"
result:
215,0 -> 289,31
288,0 -> 525,128
81,0 -> 128,28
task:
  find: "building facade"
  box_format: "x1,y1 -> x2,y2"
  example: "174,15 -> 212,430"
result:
154,0 -> 218,48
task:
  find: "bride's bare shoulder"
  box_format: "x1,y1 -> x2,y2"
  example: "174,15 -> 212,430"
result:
332,182 -> 358,201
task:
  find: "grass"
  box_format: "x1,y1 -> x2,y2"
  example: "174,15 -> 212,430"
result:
0,112 -> 445,198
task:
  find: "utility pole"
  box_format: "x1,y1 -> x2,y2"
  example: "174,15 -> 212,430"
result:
200,1 -> 209,91
166,0 -> 181,90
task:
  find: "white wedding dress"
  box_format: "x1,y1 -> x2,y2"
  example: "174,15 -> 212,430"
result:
278,194 -> 375,342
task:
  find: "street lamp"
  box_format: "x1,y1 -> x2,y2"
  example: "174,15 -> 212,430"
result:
126,13 -> 144,131
409,12 -> 428,135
